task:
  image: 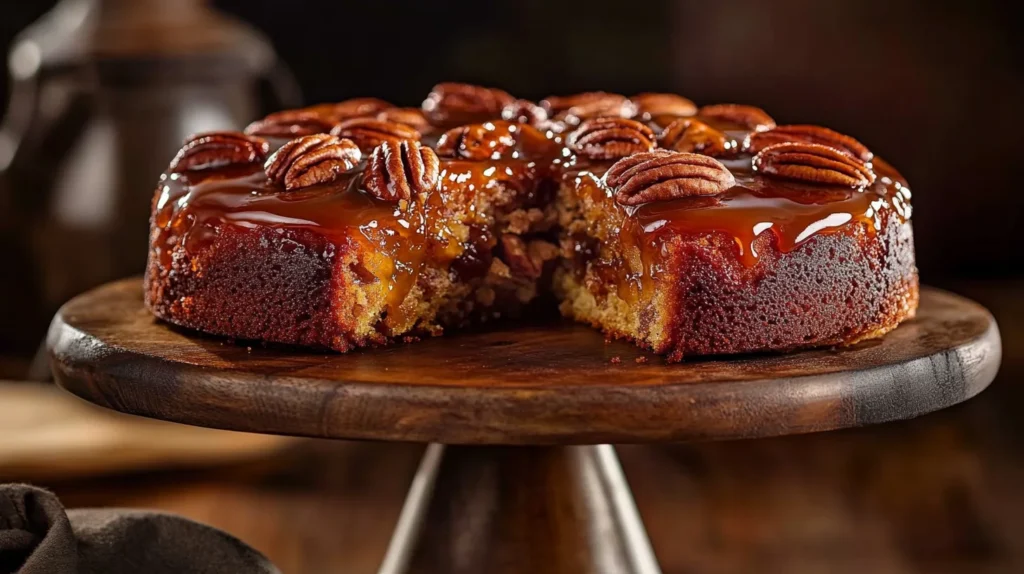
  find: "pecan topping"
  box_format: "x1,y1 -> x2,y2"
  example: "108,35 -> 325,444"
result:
658,119 -> 736,157
301,98 -> 393,122
698,104 -> 776,132
422,82 -> 514,126
606,150 -> 736,206
745,125 -> 873,162
264,134 -> 362,191
170,132 -> 269,172
630,93 -> 697,120
363,140 -> 440,202
501,99 -> 548,125
753,142 -> 876,188
329,97 -> 394,119
567,117 -> 656,160
244,110 -> 335,139
540,92 -> 636,124
376,107 -> 431,131
330,118 -> 420,153
436,120 -> 518,160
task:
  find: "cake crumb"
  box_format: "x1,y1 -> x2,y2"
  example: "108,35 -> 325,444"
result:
635,356 -> 648,364
610,356 -> 621,364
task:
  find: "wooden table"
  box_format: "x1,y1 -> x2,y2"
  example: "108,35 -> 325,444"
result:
43,409 -> 1024,574
41,281 -> 1017,573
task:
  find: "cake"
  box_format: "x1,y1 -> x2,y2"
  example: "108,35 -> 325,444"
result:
144,83 -> 917,361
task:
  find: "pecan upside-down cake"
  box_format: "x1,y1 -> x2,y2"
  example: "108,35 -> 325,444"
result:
145,83 -> 917,361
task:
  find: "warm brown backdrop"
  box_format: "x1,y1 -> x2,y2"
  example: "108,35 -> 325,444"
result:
2,0 -> 1021,281
1,0 -> 1020,357
0,2 -> 1022,572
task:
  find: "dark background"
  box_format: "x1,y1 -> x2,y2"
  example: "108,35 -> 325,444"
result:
1,0 -> 1021,280
1,3 -> 1022,572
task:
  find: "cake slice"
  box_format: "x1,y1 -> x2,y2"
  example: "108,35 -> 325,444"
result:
554,114 -> 917,359
145,114 -> 561,351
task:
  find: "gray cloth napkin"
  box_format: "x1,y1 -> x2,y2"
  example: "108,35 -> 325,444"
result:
0,484 -> 280,574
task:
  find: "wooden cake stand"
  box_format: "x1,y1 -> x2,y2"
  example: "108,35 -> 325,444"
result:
47,280 -> 1001,574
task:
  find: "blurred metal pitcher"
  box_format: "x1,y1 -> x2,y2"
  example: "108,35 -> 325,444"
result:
0,0 -> 300,372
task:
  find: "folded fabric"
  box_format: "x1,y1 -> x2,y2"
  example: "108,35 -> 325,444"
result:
0,484 -> 279,574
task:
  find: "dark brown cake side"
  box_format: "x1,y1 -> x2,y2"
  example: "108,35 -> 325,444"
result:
555,210 -> 918,360
661,217 -> 918,359
145,223 -> 368,351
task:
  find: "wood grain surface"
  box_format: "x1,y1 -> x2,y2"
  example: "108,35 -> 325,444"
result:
0,381 -> 291,481
47,279 -> 1000,444
33,281 -> 1023,574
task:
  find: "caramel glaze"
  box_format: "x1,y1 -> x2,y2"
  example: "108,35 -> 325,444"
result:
152,112 -> 911,330
563,155 -> 911,306
152,122 -> 561,331
558,113 -> 911,307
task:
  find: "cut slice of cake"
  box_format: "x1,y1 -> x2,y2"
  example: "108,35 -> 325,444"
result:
146,114 -> 561,351
554,116 -> 917,359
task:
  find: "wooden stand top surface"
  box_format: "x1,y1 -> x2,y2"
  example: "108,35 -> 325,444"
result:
47,279 -> 1000,445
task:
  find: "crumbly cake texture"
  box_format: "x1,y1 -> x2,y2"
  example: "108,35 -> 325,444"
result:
554,183 -> 918,360
145,84 -> 918,361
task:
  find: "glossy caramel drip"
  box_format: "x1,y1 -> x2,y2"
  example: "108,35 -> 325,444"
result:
151,121 -> 563,330
563,154 -> 910,304
153,104 -> 912,332
153,167 -> 438,329
649,112 -> 759,156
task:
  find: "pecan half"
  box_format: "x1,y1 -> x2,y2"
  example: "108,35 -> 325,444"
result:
745,125 -> 873,162
264,134 -> 362,191
606,150 -> 736,206
436,120 -> 518,160
698,104 -> 776,132
540,92 -> 636,124
658,119 -> 735,158
630,93 -> 697,120
244,110 -> 335,138
567,117 -> 656,160
753,142 -> 876,187
422,82 -> 514,126
301,98 -> 393,122
363,140 -> 440,202
170,132 -> 269,172
330,118 -> 420,153
376,107 -> 431,131
501,99 -> 548,125
329,97 -> 394,119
